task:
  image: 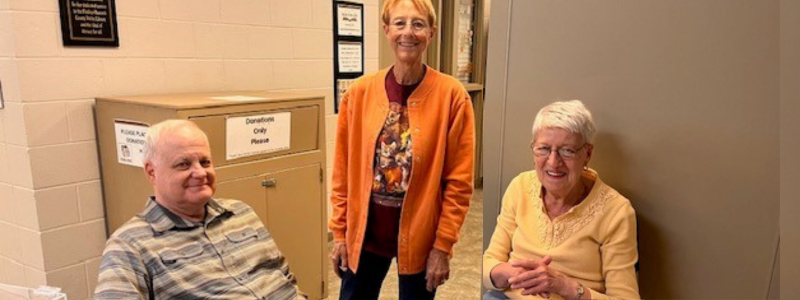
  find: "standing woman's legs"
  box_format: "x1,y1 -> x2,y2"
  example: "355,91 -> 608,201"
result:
398,271 -> 436,300
339,250 -> 393,300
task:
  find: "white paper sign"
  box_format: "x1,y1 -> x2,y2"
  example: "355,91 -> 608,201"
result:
114,120 -> 149,167
337,3 -> 362,37
226,112 -> 291,160
338,41 -> 363,73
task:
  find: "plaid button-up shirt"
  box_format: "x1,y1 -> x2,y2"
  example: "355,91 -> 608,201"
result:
93,197 -> 306,300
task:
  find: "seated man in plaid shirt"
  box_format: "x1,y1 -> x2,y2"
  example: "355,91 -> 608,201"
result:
94,120 -> 306,300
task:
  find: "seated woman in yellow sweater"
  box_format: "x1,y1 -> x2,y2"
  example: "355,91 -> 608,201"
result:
483,100 -> 640,300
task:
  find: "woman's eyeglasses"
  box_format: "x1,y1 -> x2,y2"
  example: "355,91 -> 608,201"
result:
389,19 -> 430,32
530,142 -> 587,160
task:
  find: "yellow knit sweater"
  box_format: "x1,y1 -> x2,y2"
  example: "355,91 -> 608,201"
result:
483,170 -> 640,300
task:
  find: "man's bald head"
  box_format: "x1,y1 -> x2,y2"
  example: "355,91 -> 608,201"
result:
143,120 -> 210,165
142,119 -> 216,222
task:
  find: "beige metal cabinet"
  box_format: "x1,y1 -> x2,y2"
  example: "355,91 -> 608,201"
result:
95,91 -> 328,299
215,164 -> 324,297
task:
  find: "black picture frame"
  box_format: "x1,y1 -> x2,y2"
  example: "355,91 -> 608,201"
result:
58,0 -> 120,47
333,0 -> 365,114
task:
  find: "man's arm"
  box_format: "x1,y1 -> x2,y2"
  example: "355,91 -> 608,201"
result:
93,237 -> 152,300
276,253 -> 309,300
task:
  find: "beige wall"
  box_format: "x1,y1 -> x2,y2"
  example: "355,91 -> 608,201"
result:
0,1 -> 379,299
780,0 -> 800,298
483,0 -> 779,298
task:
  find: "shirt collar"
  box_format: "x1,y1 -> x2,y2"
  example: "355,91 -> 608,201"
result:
376,65 -> 438,108
141,197 -> 232,233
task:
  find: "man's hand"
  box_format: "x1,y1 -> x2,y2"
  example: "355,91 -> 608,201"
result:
425,248 -> 450,292
329,241 -> 348,278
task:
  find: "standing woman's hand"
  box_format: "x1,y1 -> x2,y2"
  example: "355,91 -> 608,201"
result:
329,241 -> 348,278
425,248 -> 451,292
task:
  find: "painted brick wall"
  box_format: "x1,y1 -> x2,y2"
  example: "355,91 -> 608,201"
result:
0,0 -> 379,299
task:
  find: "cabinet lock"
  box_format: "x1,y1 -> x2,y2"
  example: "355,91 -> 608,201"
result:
261,178 -> 278,187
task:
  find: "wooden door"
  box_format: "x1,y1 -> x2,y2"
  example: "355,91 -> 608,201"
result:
215,176 -> 268,225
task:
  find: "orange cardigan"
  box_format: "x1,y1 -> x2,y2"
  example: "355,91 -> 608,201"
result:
329,67 -> 475,274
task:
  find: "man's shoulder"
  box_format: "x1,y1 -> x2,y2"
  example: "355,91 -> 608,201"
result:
105,215 -> 153,249
213,198 -> 254,214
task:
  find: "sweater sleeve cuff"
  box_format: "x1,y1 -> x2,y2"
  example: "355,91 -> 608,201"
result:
433,238 -> 455,254
585,286 -> 609,300
332,230 -> 346,242
482,259 -> 504,291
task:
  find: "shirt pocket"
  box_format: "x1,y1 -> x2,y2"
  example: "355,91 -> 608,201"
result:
157,243 -> 204,266
225,227 -> 282,267
225,227 -> 277,256
225,227 -> 259,246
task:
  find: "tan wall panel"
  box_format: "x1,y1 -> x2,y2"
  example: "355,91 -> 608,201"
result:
484,0 -> 779,298
780,0 -> 800,298
768,245 -> 779,299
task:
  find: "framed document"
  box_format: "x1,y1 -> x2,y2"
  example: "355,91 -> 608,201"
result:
336,78 -> 356,111
336,2 -> 363,37
333,1 -> 364,114
58,0 -> 120,47
337,41 -> 363,73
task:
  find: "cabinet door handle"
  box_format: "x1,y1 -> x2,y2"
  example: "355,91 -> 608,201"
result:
261,178 -> 278,187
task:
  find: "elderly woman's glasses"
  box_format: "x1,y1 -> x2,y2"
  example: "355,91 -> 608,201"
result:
530,142 -> 588,160
390,19 -> 430,32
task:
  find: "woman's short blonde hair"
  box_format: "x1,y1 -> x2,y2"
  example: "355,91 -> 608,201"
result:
381,0 -> 437,27
531,100 -> 596,144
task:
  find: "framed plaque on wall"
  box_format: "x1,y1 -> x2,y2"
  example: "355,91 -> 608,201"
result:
58,0 -> 120,47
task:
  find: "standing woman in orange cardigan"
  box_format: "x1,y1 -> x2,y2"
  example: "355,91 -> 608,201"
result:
328,0 -> 475,299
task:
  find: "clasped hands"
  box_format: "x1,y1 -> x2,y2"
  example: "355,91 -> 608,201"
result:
496,256 -> 577,299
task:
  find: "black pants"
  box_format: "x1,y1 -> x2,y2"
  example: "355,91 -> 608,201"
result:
339,250 -> 436,300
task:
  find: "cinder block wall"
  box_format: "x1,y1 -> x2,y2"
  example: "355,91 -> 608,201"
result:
0,1 -> 379,299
